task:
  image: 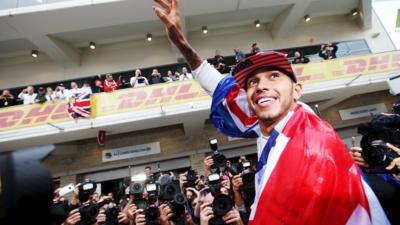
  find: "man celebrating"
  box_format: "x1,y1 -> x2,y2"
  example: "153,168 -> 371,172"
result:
152,0 -> 390,224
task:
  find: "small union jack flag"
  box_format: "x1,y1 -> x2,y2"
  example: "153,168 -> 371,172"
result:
67,92 -> 91,119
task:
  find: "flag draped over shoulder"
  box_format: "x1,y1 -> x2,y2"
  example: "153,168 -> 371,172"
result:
67,92 -> 91,119
210,75 -> 390,225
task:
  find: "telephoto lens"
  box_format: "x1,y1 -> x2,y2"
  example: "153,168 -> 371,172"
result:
209,194 -> 234,225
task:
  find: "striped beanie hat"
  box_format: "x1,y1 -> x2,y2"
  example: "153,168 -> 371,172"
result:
232,51 -> 296,88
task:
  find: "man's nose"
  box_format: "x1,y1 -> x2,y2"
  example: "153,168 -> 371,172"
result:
255,80 -> 271,93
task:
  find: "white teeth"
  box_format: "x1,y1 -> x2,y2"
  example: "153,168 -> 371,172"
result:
257,97 -> 274,104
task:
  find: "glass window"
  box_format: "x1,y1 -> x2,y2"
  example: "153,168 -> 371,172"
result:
0,0 -> 17,10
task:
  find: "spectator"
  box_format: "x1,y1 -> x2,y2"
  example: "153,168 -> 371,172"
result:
35,86 -> 47,103
145,166 -> 152,177
0,89 -> 15,107
250,42 -> 260,55
234,48 -> 246,63
179,67 -> 193,81
292,51 -> 310,64
164,70 -> 176,82
150,69 -> 164,84
319,43 -> 338,60
68,82 -> 81,98
104,74 -> 118,92
80,80 -> 93,94
45,87 -> 56,101
55,83 -> 68,100
18,86 -> 37,105
92,75 -> 103,93
213,50 -> 227,73
130,69 -> 149,88
117,76 -> 130,89
174,71 -> 181,80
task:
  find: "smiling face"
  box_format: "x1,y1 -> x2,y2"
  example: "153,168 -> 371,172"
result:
245,69 -> 302,135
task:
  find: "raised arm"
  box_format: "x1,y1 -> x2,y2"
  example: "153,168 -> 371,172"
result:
153,0 -> 202,69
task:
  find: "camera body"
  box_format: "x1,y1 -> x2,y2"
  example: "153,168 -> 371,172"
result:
206,173 -> 234,225
358,113 -> 400,173
184,169 -> 197,188
240,160 -> 255,193
209,195 -> 234,225
130,181 -> 148,210
159,176 -> 186,223
104,206 -> 119,225
78,181 -> 97,203
209,138 -> 227,173
77,202 -> 104,225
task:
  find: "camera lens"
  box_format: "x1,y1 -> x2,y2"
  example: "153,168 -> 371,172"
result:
212,195 -> 234,216
135,199 -> 148,210
146,206 -> 160,222
174,193 -> 186,205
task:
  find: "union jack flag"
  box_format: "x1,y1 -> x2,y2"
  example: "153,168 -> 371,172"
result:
67,92 -> 91,118
209,74 -> 390,225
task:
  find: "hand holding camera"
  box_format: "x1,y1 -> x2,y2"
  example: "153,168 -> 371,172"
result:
200,202 -> 214,225
64,209 -> 81,225
222,207 -> 243,225
350,137 -> 369,168
159,204 -> 173,225
385,143 -> 400,172
204,156 -> 214,176
95,209 -> 106,225
135,209 -> 147,225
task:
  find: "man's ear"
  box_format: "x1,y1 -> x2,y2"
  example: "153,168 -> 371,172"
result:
293,83 -> 303,101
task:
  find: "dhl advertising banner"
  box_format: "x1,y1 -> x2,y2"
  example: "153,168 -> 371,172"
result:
1,51 -> 400,131
293,51 -> 400,84
0,81 -> 210,131
92,80 -> 210,117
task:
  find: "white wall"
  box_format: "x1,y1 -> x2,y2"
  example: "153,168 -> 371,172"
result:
0,11 -> 395,90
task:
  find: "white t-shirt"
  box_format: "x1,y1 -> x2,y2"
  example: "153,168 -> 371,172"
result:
179,73 -> 193,81
130,76 -> 149,88
18,92 -> 37,105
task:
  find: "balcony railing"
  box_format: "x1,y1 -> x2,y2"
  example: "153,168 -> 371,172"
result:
1,50 -> 400,132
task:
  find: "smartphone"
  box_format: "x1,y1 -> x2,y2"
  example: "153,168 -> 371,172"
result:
59,183 -> 75,196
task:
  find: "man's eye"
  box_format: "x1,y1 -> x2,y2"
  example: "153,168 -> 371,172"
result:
271,73 -> 279,78
248,80 -> 258,86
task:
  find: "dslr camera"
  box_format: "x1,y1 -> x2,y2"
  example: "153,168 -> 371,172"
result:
239,160 -> 256,208
159,175 -> 187,223
358,111 -> 400,173
130,179 -> 148,210
184,169 -> 198,188
206,173 -> 234,225
209,138 -> 227,173
104,204 -> 120,225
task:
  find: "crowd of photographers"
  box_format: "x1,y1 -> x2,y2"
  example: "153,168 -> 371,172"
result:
48,104 -> 400,225
52,139 -> 255,225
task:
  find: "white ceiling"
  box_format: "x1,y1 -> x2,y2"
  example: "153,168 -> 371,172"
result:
0,0 -> 366,63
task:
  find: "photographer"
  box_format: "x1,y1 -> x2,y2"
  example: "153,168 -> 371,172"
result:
318,42 -> 338,60
0,89 -> 15,107
130,69 -> 149,88
350,137 -> 400,224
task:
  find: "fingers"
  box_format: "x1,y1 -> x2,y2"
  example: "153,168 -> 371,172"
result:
387,143 -> 400,155
223,209 -> 239,224
171,0 -> 178,9
153,6 -> 171,27
351,136 -> 356,148
386,158 -> 400,170
154,0 -> 170,11
65,209 -> 81,225
135,211 -> 146,225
